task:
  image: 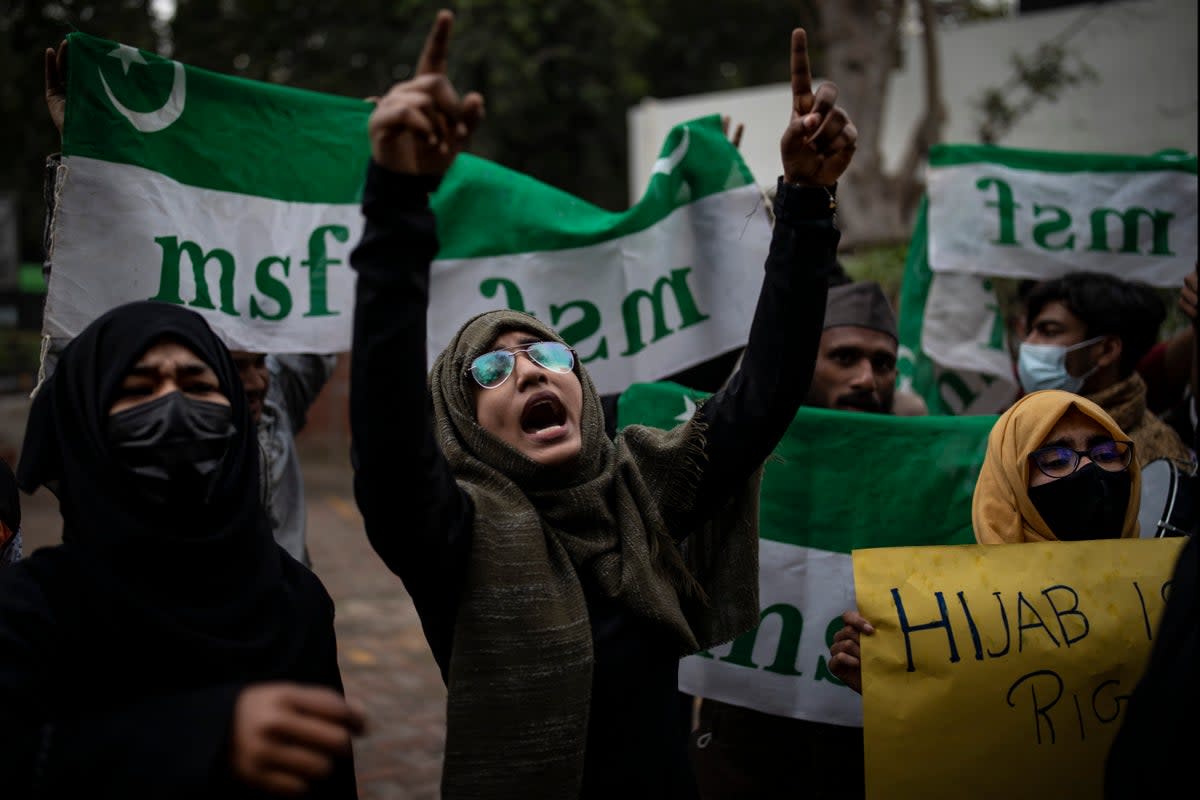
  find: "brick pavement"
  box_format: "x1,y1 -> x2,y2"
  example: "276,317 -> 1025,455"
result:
303,442 -> 448,800
11,428 -> 449,800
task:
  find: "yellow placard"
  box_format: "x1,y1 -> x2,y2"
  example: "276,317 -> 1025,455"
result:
853,537 -> 1185,800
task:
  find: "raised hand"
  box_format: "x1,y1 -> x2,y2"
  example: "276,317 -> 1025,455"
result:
720,115 -> 745,150
45,39 -> 68,137
231,683 -> 367,797
368,9 -> 485,176
779,28 -> 857,187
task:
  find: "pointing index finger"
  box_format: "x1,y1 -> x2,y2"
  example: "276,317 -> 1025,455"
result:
790,28 -> 814,117
415,9 -> 455,76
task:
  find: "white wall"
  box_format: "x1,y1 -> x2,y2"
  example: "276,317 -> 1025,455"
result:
627,0 -> 1197,202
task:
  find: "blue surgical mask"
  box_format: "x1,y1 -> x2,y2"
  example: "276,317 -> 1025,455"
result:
1017,336 -> 1105,394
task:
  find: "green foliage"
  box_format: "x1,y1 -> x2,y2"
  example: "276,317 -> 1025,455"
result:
160,0 -> 823,212
3,0 -> 1013,265
0,328 -> 42,374
0,0 -> 157,264
974,39 -> 1097,144
841,243 -> 909,304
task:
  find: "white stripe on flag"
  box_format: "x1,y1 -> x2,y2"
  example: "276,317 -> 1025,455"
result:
679,540 -> 864,727
48,156 -> 362,354
430,185 -> 769,395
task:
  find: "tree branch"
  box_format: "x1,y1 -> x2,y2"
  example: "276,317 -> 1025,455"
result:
895,0 -> 946,217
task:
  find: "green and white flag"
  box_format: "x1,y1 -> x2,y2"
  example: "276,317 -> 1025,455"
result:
429,121 -> 768,393
898,144 -> 1198,416
49,32 -> 371,355
47,33 -> 769,392
618,381 -> 994,727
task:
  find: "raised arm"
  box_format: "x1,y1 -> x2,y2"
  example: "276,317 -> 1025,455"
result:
685,28 -> 857,520
349,10 -> 484,672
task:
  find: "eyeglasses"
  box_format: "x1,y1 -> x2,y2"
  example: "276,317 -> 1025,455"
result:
1028,439 -> 1134,479
466,341 -> 576,389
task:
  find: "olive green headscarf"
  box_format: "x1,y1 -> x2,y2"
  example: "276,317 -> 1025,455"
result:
429,309 -> 762,799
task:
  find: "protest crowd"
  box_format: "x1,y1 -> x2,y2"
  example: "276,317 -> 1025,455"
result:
0,6 -> 1195,800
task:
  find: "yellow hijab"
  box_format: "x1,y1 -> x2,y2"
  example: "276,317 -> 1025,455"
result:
972,389 -> 1141,543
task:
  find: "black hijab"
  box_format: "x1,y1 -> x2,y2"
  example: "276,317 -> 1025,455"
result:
16,301 -> 314,665
1,457 -> 19,566
0,457 -> 18,534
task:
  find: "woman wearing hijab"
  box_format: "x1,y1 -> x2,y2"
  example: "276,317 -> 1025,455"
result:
829,389 -> 1141,693
0,301 -> 363,798
349,11 -> 855,799
1,457 -> 21,567
971,389 -> 1139,544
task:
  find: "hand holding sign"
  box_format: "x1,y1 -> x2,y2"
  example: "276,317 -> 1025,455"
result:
780,28 -> 856,188
829,609 -> 875,694
368,10 -> 485,176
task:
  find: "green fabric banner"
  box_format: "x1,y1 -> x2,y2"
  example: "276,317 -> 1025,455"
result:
617,381 -> 995,551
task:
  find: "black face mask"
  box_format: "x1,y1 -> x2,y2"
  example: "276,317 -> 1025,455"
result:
1028,463 -> 1132,541
107,392 -> 236,504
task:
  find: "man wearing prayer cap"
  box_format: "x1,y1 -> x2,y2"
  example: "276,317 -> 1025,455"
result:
805,280 -> 902,414
690,279 -> 907,800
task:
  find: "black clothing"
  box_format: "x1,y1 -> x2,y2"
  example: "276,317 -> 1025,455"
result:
691,699 -> 865,800
0,457 -> 19,566
601,348 -> 746,439
351,165 -> 838,797
0,457 -> 18,533
1104,530 -> 1199,796
1,301 -> 355,799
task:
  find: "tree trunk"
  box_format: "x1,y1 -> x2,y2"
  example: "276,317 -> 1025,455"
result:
816,0 -> 945,248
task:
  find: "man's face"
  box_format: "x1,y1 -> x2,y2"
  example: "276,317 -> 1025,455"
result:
805,326 -> 897,413
472,330 -> 584,467
1023,300 -> 1098,379
229,350 -> 269,423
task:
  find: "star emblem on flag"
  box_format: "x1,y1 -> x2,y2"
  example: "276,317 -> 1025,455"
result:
106,43 -> 148,75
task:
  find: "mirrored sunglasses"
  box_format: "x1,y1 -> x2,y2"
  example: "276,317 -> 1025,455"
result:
1029,439 -> 1133,479
467,341 -> 576,389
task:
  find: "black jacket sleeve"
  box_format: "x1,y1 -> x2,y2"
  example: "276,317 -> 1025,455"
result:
680,179 -> 841,526
349,163 -> 474,677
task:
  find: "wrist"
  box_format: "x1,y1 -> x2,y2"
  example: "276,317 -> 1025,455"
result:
773,179 -> 838,220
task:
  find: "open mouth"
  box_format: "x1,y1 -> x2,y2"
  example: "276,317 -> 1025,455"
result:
521,392 -> 567,434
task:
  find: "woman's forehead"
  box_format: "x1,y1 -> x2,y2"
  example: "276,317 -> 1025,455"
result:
488,329 -> 543,350
1038,406 -> 1109,447
133,335 -> 206,366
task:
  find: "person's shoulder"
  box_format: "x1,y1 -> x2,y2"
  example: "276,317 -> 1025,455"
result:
276,550 -> 335,613
1133,407 -> 1195,465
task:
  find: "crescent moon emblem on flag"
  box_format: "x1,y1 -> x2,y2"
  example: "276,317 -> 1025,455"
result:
652,126 -> 690,176
98,60 -> 186,133
675,394 -> 696,422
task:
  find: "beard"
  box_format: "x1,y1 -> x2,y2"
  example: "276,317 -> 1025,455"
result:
834,389 -> 894,414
